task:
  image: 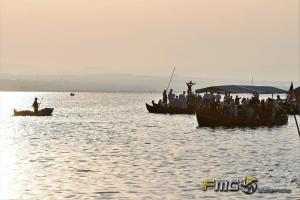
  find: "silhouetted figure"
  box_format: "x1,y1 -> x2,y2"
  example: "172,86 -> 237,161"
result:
235,95 -> 241,105
32,97 -> 39,113
216,92 -> 221,103
151,100 -> 155,106
163,90 -> 167,104
186,81 -> 196,95
276,95 -> 281,102
168,89 -> 174,106
224,93 -> 230,103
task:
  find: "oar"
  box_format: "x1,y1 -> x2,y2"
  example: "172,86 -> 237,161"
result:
39,98 -> 44,107
294,114 -> 300,137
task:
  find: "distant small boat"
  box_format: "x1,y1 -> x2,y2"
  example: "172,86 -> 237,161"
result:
146,103 -> 195,114
14,108 -> 54,116
70,93 -> 75,96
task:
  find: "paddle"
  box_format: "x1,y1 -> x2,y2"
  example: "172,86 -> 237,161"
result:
39,98 -> 44,107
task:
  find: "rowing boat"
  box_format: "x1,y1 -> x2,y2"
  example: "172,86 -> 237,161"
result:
14,108 -> 54,116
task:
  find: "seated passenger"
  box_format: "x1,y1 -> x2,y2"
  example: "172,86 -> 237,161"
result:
224,93 -> 230,103
203,92 -> 209,102
168,89 -> 174,106
276,95 -> 282,103
216,92 -> 221,103
158,99 -> 163,107
210,92 -> 216,102
174,96 -> 180,108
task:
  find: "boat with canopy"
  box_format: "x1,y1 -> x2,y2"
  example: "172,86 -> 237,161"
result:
195,85 -> 288,127
195,85 -> 287,94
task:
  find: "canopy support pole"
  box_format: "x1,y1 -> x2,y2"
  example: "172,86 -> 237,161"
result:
294,114 -> 300,137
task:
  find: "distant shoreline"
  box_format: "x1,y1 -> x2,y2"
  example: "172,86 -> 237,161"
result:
0,73 -> 296,93
0,90 -> 163,93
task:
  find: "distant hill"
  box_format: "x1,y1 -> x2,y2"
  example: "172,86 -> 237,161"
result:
0,73 -> 295,92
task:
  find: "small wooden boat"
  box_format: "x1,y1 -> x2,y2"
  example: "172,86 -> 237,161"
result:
14,108 -> 54,116
196,109 -> 288,127
146,103 -> 195,114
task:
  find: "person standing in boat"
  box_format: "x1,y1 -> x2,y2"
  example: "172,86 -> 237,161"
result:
168,89 -> 174,107
186,81 -> 196,95
32,97 -> 39,113
162,90 -> 167,105
235,95 -> 241,105
224,93 -> 230,103
179,91 -> 187,109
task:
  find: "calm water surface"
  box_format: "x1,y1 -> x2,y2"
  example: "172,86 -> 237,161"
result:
0,92 -> 299,199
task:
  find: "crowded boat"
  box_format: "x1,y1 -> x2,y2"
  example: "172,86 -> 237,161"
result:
146,81 -> 197,114
195,85 -> 288,127
146,83 -> 290,127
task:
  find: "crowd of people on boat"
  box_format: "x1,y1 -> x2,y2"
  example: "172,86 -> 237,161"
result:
153,88 -> 287,119
198,93 -> 286,120
154,89 -> 195,109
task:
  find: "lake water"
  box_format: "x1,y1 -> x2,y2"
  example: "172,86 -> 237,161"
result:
0,92 -> 299,199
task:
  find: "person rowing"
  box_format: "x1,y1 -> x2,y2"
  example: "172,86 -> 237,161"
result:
32,97 -> 41,113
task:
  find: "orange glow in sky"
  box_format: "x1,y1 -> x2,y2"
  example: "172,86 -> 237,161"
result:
0,0 -> 299,81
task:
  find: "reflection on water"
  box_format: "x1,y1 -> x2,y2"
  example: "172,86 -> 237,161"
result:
0,92 -> 299,199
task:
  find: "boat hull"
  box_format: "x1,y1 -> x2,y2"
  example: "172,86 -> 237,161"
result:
196,110 -> 288,127
146,103 -> 195,114
14,108 -> 54,116
280,103 -> 299,115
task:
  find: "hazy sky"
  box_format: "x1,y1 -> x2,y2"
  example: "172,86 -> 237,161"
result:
0,0 -> 299,81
